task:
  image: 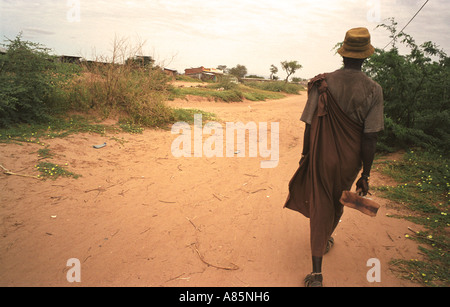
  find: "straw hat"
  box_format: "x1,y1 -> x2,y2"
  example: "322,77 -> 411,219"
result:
338,27 -> 375,59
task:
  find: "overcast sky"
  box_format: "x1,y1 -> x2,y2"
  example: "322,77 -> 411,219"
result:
1,0 -> 449,79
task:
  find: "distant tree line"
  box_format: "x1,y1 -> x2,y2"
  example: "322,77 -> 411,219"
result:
217,60 -> 303,83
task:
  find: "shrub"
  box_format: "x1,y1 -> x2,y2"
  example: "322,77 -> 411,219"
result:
63,56 -> 174,127
0,34 -> 186,129
0,34 -> 77,127
364,19 -> 450,153
214,75 -> 239,90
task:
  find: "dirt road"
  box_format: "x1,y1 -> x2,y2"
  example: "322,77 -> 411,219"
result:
0,93 -> 421,287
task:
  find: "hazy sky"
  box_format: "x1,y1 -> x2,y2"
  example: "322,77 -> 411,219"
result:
1,0 -> 449,78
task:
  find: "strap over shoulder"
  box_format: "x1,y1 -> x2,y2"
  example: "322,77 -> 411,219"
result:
308,73 -> 329,94
307,73 -> 330,117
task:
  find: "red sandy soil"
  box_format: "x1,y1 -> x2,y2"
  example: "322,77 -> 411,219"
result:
0,91 -> 422,287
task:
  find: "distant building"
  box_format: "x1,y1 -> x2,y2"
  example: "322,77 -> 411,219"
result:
58,55 -> 82,64
164,68 -> 178,79
184,66 -> 206,79
184,66 -> 224,82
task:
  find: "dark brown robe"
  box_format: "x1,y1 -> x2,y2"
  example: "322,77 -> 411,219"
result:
284,74 -> 363,257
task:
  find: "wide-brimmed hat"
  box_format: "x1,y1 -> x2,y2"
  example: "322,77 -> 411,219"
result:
338,27 -> 375,59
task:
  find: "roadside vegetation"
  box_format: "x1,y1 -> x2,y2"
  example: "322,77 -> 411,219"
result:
244,80 -> 304,95
363,19 -> 449,287
170,75 -> 304,103
0,34 -> 289,180
0,34 -> 217,131
374,150 -> 449,286
1,34 -> 301,130
169,83 -> 289,103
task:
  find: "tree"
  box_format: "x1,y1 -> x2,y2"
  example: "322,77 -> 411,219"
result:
228,64 -> 247,81
125,55 -> 155,68
270,64 -> 278,80
281,60 -> 302,83
217,65 -> 228,73
0,34 -> 65,127
363,18 -> 450,152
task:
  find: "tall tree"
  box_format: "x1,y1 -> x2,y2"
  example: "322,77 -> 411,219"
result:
281,60 -> 302,83
270,64 -> 278,80
229,64 -> 247,81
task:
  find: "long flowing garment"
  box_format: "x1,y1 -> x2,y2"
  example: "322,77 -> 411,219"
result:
284,74 -> 364,257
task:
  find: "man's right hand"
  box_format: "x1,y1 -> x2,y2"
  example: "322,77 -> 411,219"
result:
356,175 -> 370,196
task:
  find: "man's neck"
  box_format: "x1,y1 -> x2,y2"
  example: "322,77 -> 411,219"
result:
342,57 -> 364,71
343,64 -> 362,71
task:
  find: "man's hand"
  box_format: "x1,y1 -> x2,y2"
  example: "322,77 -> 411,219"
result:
356,175 -> 370,196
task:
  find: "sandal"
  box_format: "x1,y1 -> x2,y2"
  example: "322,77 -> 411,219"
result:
304,273 -> 323,287
324,237 -> 334,254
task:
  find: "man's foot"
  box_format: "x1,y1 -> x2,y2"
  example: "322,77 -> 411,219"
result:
304,273 -> 323,287
324,237 -> 334,254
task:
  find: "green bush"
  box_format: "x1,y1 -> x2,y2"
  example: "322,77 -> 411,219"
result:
0,34 -> 77,127
62,57 -> 175,127
364,19 -> 450,153
0,34 -> 190,129
213,75 -> 239,90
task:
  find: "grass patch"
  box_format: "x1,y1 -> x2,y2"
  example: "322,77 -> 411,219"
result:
119,122 -> 144,134
35,161 -> 80,180
244,80 -> 305,94
169,86 -> 243,102
373,149 -> 449,286
239,85 -> 286,101
175,75 -> 206,83
0,115 -> 115,145
37,147 -> 53,159
34,144 -> 80,180
169,84 -> 285,102
0,109 -> 217,142
171,108 -> 216,123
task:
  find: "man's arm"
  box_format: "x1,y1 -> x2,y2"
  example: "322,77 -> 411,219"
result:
356,132 -> 378,195
302,123 -> 311,157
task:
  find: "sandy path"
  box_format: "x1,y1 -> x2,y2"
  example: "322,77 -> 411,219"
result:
0,93 -> 421,287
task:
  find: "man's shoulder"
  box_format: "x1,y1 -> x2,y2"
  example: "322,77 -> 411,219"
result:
328,69 -> 381,90
308,73 -> 327,85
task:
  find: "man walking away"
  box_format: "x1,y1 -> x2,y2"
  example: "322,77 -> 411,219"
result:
284,27 -> 384,287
